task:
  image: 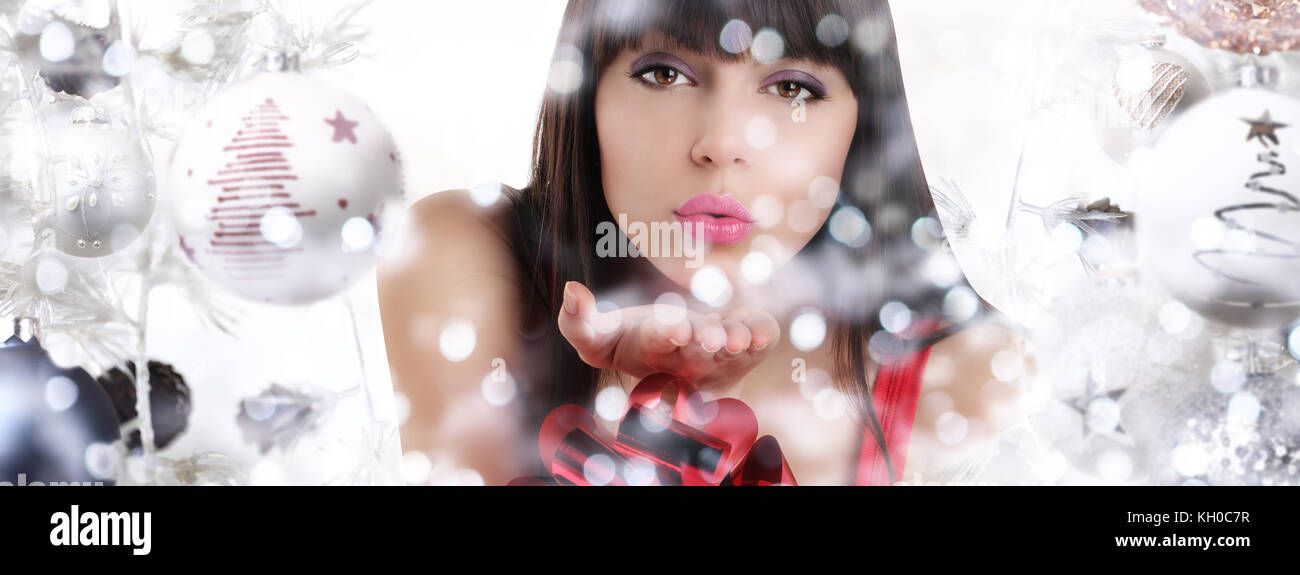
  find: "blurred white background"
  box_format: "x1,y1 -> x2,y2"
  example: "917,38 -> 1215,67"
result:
118,0 -> 1159,484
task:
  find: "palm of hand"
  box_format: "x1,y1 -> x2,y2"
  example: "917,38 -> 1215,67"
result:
557,281 -> 781,389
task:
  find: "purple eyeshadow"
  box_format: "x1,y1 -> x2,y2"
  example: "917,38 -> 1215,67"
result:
763,70 -> 827,98
629,52 -> 699,83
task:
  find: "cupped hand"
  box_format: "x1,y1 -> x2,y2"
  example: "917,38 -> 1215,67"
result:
557,281 -> 780,388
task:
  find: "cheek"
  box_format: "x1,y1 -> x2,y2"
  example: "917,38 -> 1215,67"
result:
768,106 -> 856,198
596,88 -> 689,221
759,102 -> 857,235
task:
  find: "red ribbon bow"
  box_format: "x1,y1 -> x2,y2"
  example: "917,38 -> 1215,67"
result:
509,373 -> 797,486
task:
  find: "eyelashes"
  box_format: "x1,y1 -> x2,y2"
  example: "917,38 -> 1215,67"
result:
627,52 -> 699,88
629,64 -> 694,89
761,70 -> 828,102
626,56 -> 829,104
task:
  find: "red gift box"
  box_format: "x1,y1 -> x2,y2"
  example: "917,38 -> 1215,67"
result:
510,373 -> 797,486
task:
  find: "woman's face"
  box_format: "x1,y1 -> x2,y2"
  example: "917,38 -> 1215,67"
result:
595,29 -> 859,296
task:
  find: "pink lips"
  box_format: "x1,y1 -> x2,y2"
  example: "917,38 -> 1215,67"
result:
673,193 -> 755,245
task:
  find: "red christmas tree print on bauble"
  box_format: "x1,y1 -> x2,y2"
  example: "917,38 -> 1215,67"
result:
202,99 -> 316,288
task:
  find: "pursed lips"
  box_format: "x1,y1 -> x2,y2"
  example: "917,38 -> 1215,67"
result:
673,193 -> 755,245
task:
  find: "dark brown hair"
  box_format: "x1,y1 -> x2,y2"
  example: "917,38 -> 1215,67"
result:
504,0 -> 973,482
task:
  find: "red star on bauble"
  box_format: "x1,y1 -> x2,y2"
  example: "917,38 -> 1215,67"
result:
324,110 -> 359,144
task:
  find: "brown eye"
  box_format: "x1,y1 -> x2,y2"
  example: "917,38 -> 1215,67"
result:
653,67 -> 678,86
765,80 -> 815,101
634,65 -> 692,88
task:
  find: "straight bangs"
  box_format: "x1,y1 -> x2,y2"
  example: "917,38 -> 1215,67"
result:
564,0 -> 866,90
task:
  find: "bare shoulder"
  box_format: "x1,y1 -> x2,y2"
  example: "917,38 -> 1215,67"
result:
902,319 -> 1026,480
376,189 -> 529,485
924,319 -> 1026,429
395,189 -> 517,270
378,190 -> 522,334
409,188 -> 515,239
931,320 -> 1023,364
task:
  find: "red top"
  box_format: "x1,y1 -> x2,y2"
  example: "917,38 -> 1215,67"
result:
854,321 -> 940,486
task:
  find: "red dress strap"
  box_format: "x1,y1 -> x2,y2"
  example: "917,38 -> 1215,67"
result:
854,320 -> 941,486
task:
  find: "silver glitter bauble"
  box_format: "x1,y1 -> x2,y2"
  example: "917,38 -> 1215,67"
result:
1129,369 -> 1300,485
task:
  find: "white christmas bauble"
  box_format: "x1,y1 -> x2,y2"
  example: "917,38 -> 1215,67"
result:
1137,87 -> 1300,328
46,108 -> 157,258
167,72 -> 404,305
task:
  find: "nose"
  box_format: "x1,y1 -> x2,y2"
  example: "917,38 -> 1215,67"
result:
690,136 -> 747,167
689,97 -> 750,169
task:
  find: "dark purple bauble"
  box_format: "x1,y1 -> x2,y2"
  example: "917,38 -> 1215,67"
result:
0,332 -> 120,486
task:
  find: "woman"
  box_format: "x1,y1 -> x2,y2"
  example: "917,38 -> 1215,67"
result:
379,0 -> 1023,486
